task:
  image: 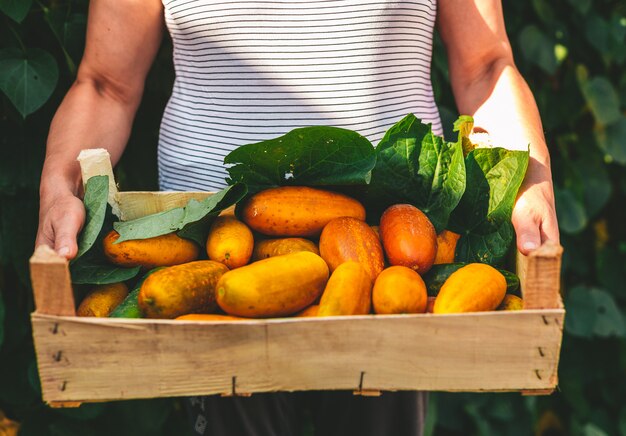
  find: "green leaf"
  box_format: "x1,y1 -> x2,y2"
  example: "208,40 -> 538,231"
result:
572,158 -> 612,218
567,0 -> 591,14
70,261 -> 140,285
224,126 -> 376,194
453,115 -> 475,156
73,175 -> 108,263
518,25 -> 558,74
0,48 -> 59,117
450,148 -> 529,265
596,117 -> 626,165
114,183 -> 246,243
619,407 -> 626,436
565,287 -> 626,338
367,114 -> 466,232
581,77 -> 622,126
585,15 -> 611,54
43,6 -> 87,74
554,188 -> 587,234
583,423 -> 610,436
0,0 -> 32,22
597,246 -> 626,300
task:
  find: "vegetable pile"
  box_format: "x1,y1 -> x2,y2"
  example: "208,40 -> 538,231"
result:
70,114 -> 529,320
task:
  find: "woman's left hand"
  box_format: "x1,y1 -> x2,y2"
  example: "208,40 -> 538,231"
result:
511,160 -> 560,255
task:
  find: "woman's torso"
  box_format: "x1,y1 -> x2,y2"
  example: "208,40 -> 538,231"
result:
159,0 -> 441,191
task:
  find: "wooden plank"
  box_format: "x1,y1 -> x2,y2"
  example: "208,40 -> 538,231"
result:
32,310 -> 564,403
115,192 -> 212,220
29,246 -> 75,316
517,242 -> 564,309
77,149 -> 120,217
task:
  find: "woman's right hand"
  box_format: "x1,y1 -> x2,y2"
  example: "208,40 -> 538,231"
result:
36,185 -> 85,260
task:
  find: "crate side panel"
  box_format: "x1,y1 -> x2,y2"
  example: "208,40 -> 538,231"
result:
32,311 -> 563,403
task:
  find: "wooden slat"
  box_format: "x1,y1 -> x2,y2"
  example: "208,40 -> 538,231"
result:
517,242 -> 564,309
115,192 -> 212,220
29,246 -> 75,316
77,149 -> 120,217
32,310 -> 564,403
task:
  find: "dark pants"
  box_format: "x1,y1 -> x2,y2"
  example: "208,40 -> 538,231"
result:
186,391 -> 427,436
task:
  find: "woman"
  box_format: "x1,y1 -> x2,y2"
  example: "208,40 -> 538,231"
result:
36,0 -> 559,434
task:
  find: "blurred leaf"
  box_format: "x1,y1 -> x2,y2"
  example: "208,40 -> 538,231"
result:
554,188 -> 587,234
532,0 -> 555,25
567,0 -> 591,14
596,117 -> 626,164
49,419 -> 97,436
619,407 -> 626,436
0,48 -> 59,118
55,403 -> 106,421
583,423 -> 609,436
597,246 -> 626,299
565,286 -> 626,338
519,25 -> 558,74
73,175 -> 108,262
44,8 -> 87,74
27,358 -> 40,395
572,158 -> 612,218
0,0 -> 32,23
585,15 -> 611,53
424,394 -> 437,436
581,77 -> 622,125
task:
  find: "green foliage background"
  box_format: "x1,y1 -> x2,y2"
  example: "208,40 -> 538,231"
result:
1,0 -> 625,434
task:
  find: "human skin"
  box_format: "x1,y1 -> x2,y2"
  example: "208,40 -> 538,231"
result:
438,0 -> 560,254
36,0 -> 557,259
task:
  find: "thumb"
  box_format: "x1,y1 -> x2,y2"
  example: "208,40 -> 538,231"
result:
53,210 -> 85,260
513,214 -> 541,256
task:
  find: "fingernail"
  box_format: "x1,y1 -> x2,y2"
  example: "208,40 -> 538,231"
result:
522,241 -> 538,252
58,247 -> 70,257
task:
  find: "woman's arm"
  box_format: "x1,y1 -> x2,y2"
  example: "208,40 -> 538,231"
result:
438,0 -> 559,255
37,0 -> 164,258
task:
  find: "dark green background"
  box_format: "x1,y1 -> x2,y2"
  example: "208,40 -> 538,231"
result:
1,0 -> 626,434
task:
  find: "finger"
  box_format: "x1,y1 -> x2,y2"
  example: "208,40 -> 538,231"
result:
513,214 -> 541,256
540,211 -> 560,246
35,222 -> 56,250
53,211 -> 85,259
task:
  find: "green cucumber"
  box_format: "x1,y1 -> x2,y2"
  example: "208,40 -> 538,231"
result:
423,263 -> 520,297
109,267 -> 167,318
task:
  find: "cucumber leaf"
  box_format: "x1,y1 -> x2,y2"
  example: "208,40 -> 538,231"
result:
70,262 -> 140,285
73,175 -> 109,263
113,183 -> 247,244
366,114 -> 466,232
449,148 -> 529,266
224,126 -> 376,194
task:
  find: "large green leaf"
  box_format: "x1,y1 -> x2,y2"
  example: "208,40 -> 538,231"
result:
518,25 -> 558,74
0,48 -> 59,118
70,261 -> 141,285
367,114 -> 466,232
554,187 -> 587,234
114,183 -> 246,244
73,175 -> 108,263
581,77 -> 622,126
572,158 -> 612,218
0,0 -> 32,22
43,6 -> 87,74
224,126 -> 376,194
565,286 -> 626,338
596,116 -> 626,165
449,148 -> 529,266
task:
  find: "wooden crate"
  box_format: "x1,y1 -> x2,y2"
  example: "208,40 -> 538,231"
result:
30,151 -> 564,408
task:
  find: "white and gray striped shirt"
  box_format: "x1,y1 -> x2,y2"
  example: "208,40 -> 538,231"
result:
159,0 -> 441,191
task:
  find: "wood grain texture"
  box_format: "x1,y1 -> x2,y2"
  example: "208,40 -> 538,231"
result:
32,309 -> 564,403
29,246 -> 75,316
116,192 -> 212,220
517,242 -> 564,310
77,149 -> 120,217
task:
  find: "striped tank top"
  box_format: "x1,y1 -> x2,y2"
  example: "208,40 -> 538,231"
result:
159,0 -> 441,191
